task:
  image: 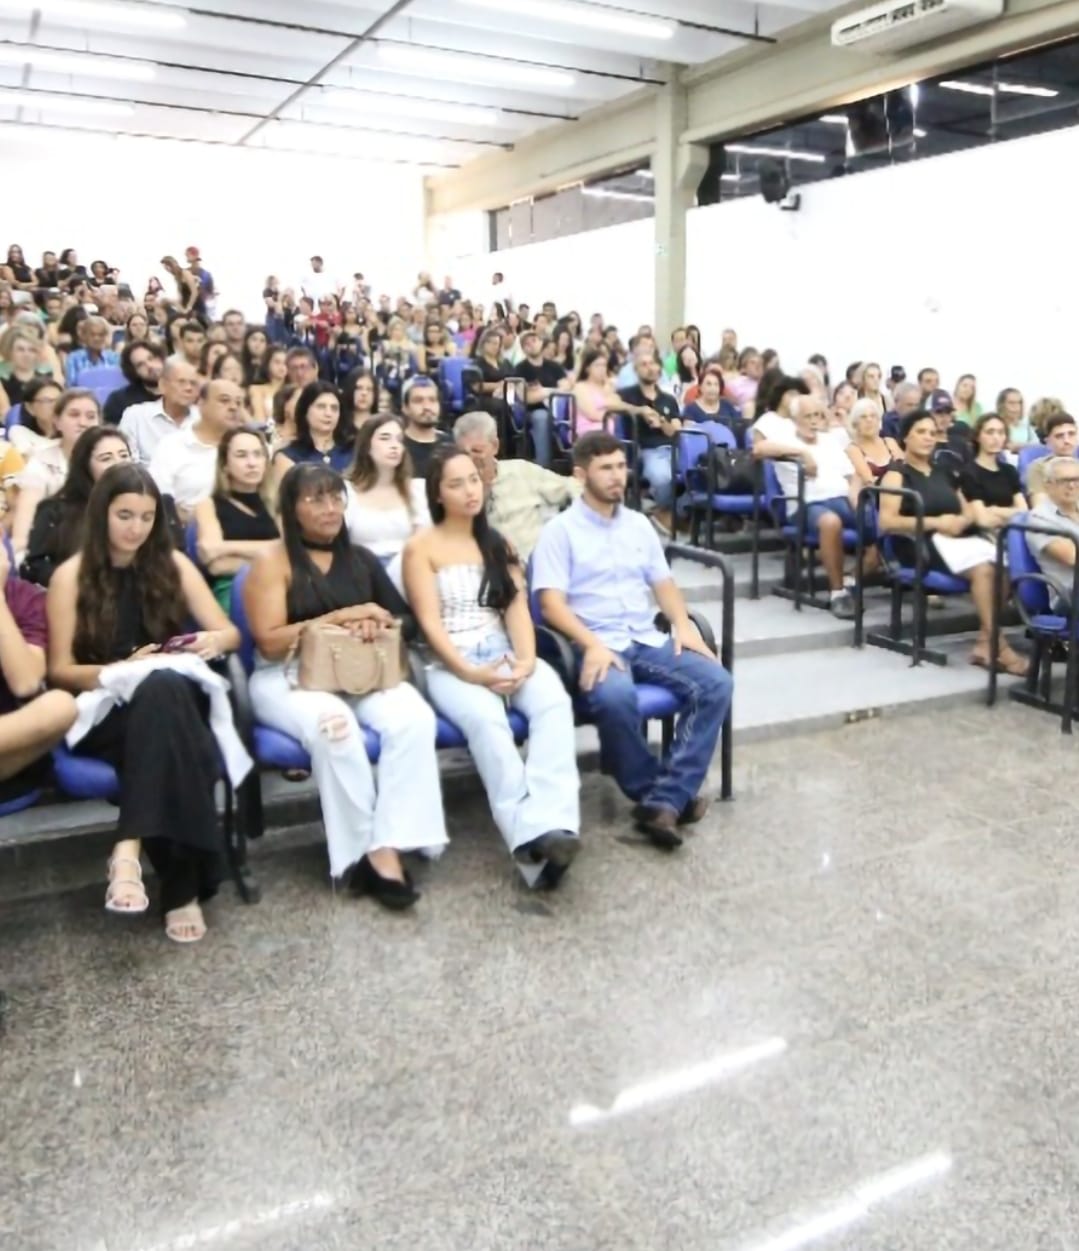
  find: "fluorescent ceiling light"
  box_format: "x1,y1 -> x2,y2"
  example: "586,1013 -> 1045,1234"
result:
377,44 -> 573,90
0,0 -> 185,30
998,81 -> 1058,97
0,86 -> 132,114
720,172 -> 741,181
939,79 -> 994,96
913,127 -> 926,137
582,187 -> 652,202
458,0 -> 675,40
313,88 -> 499,127
635,168 -> 654,179
820,113 -> 848,124
726,142 -> 825,164
0,46 -> 156,79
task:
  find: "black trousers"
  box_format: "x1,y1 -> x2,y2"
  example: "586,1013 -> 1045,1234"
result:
75,671 -> 224,912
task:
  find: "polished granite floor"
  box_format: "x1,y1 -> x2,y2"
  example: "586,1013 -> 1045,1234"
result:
4,701 -> 1079,1251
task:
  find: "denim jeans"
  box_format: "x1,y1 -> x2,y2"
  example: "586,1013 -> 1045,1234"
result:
425,631 -> 580,865
640,445 -> 675,509
529,406 -> 553,467
575,638 -> 731,814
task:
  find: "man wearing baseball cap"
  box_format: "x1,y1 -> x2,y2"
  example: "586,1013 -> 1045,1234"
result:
929,389 -> 972,476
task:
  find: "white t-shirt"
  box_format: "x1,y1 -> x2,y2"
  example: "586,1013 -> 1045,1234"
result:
16,441 -> 67,499
149,424 -> 218,511
301,270 -> 341,302
754,411 -> 852,505
344,479 -> 430,559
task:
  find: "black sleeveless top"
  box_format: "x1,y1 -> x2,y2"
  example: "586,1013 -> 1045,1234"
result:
214,493 -> 277,543
286,542 -> 414,638
108,566 -> 157,661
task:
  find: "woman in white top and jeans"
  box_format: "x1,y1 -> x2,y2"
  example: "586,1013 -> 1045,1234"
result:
403,448 -> 581,888
344,414 -> 429,563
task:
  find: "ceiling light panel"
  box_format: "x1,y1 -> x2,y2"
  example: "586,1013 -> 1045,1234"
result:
0,84 -> 132,113
725,142 -> 826,163
376,44 -> 574,90
457,0 -> 675,40
309,86 -> 500,128
0,45 -> 155,78
0,0 -> 186,31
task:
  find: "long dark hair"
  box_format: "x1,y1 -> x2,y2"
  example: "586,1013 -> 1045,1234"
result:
73,464 -> 185,663
340,365 -> 380,429
294,380 -> 352,452
53,427 -> 132,560
241,327 -> 267,386
425,448 -> 518,612
277,463 -> 353,614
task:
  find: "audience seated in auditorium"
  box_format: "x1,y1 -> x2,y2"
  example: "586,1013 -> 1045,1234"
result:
345,414 -> 429,564
917,367 -> 941,404
453,411 -> 578,560
573,348 -> 651,438
11,389 -> 101,560
618,345 -> 682,535
7,377 -> 63,454
515,328 -> 568,468
150,379 -> 245,520
339,366 -> 379,435
103,340 -> 165,426
532,433 -> 732,848
400,376 -> 451,478
882,380 -> 923,441
997,387 -> 1035,451
878,411 -> 1027,676
119,359 -> 199,463
1026,456 -> 1079,611
270,384 -> 300,452
1028,412 -> 1079,504
178,321 -> 207,370
272,381 -> 354,486
403,448 -> 581,889
928,390 -> 972,474
21,426 -> 132,587
0,323 -> 61,418
248,345 -> 287,426
725,347 -> 763,418
193,428 -> 279,609
957,413 -> 1027,531
953,374 -> 982,426
245,463 -> 447,910
681,366 -> 739,430
0,543 -> 77,805
47,464 -> 243,944
845,397 -> 903,485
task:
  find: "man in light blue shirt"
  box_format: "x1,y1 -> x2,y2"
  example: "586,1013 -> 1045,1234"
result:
64,316 -> 120,386
532,431 -> 732,848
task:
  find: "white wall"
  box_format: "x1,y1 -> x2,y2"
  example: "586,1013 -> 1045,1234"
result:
451,215 -> 655,331
686,123 -> 1079,407
0,128 -> 427,319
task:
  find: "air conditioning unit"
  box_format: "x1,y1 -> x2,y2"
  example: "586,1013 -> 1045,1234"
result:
831,0 -> 1004,53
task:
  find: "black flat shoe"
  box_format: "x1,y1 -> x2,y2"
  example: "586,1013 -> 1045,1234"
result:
349,857 -> 420,911
631,804 -> 684,850
513,830 -> 581,868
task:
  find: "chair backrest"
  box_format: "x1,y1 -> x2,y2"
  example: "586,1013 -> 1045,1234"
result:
549,392 -> 577,450
1018,443 -> 1050,487
675,424 -> 734,489
229,563 -> 257,674
761,459 -> 788,525
76,365 -> 124,392
184,519 -> 201,564
524,555 -> 543,625
4,403 -> 22,434
437,357 -> 468,409
1009,524 -> 1052,616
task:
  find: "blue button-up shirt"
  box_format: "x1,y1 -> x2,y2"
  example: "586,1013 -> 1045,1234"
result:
531,497 -> 671,650
65,348 -> 120,386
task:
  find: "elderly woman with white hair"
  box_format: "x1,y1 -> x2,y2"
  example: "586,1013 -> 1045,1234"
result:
846,397 -> 903,486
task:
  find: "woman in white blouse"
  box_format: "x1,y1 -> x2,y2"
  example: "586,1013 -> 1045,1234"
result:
10,388 -> 101,559
344,414 -> 429,565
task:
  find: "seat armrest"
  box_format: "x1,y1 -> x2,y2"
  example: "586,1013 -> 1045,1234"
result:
535,624 -> 577,694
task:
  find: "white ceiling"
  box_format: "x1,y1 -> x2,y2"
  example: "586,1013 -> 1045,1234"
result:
0,0 -> 840,169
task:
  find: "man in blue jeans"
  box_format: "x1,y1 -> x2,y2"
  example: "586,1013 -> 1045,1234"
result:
532,432 -> 732,849
618,345 -> 682,536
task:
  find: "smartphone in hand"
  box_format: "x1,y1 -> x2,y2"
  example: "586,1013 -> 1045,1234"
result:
162,633 -> 198,653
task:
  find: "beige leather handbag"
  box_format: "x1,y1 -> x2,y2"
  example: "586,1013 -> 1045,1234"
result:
285,622 -> 405,696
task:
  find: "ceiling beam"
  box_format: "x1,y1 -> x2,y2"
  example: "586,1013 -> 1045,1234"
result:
426,0 -> 1079,214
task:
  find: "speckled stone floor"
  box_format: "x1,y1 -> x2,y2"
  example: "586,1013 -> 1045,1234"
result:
3,700 -> 1079,1251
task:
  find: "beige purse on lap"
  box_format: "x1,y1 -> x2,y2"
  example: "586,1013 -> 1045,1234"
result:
285,621 -> 405,696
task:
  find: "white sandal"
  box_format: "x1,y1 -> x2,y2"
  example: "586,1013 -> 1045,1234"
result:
164,903 -> 206,945
105,856 -> 149,915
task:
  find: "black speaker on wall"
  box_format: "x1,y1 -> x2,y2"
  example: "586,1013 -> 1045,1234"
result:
759,159 -> 790,204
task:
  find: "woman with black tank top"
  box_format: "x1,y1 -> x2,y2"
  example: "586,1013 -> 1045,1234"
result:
244,464 -> 447,910
46,464 -> 242,943
193,428 -> 279,610
878,411 -> 1027,676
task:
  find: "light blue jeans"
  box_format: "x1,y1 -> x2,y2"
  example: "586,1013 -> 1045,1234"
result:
529,406 -> 553,467
640,444 -> 675,509
424,632 -> 580,858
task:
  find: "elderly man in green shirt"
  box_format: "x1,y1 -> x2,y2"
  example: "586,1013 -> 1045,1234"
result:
453,411 -> 580,560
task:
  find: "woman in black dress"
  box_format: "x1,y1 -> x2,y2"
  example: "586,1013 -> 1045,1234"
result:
193,428 -> 279,609
879,411 -> 1027,675
46,464 -> 242,943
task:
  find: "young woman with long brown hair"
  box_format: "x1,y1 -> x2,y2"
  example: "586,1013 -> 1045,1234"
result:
47,463 -> 241,943
344,414 -> 429,563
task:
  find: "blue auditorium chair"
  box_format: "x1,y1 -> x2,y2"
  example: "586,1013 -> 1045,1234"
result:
436,358 -> 481,417
1018,443 -> 1050,488
3,404 -> 22,435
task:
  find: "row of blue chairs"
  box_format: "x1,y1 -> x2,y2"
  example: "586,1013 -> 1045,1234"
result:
35,546 -> 734,903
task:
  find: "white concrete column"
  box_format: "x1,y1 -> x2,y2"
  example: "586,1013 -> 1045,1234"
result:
653,75 -> 708,339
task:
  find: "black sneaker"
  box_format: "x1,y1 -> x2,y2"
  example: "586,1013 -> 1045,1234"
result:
830,591 -> 855,620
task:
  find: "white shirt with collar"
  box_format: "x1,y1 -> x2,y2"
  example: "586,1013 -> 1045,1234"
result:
119,400 -> 194,463
149,423 -> 218,511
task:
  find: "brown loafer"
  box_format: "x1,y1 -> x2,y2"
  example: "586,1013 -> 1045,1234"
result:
678,795 -> 711,826
631,805 -> 684,850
